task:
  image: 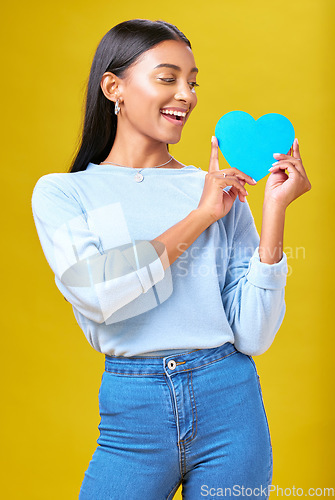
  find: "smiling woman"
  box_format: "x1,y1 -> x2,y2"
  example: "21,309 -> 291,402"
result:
98,38 -> 198,159
31,18 -> 310,500
67,20 -> 198,173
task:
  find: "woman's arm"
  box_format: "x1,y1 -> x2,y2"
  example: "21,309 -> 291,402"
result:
151,209 -> 213,271
220,201 -> 288,356
221,138 -> 311,355
259,138 -> 311,264
153,138 -> 311,273
32,176 -> 168,324
259,203 -> 285,264
152,136 -> 256,269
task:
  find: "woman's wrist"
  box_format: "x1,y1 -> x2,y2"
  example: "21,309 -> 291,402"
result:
263,196 -> 287,216
259,199 -> 286,264
192,208 -> 216,229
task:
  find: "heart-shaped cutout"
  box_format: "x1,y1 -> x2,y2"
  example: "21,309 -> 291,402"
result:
215,111 -> 295,181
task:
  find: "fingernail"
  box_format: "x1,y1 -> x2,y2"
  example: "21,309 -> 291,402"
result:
272,161 -> 280,166
252,178 -> 257,184
295,137 -> 299,145
268,167 -> 273,171
245,190 -> 249,196
273,153 -> 281,158
211,136 -> 216,144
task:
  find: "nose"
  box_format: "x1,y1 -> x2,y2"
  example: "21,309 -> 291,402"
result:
174,81 -> 195,104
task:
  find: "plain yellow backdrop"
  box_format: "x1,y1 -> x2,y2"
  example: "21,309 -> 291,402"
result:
1,0 -> 334,498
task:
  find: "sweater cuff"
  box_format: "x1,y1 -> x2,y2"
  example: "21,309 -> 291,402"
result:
246,247 -> 288,290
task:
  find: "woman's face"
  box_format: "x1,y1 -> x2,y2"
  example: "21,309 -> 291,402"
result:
115,39 -> 198,145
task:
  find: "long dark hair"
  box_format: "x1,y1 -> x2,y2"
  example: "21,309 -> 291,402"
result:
68,19 -> 191,173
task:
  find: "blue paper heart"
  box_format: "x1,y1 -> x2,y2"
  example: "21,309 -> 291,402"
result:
215,111 -> 295,181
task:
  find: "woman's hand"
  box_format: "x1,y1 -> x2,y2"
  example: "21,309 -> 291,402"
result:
196,136 -> 257,223
265,138 -> 311,209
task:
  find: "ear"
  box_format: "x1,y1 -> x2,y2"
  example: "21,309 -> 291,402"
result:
100,72 -> 123,103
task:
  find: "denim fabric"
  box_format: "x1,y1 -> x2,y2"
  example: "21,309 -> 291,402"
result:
79,342 -> 273,499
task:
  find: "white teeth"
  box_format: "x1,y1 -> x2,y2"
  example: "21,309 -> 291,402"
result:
161,109 -> 187,117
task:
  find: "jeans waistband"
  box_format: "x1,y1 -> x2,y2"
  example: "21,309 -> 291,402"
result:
105,342 -> 237,376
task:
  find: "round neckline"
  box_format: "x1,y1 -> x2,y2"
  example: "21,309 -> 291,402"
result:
85,162 -> 201,174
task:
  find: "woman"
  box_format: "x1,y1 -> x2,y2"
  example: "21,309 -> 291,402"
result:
32,19 -> 311,500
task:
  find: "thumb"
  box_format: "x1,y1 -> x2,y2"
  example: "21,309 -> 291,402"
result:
293,137 -> 301,160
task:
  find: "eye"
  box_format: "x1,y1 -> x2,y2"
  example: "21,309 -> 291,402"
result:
158,78 -> 176,83
188,82 -> 199,89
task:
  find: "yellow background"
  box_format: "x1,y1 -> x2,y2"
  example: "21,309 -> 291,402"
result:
2,0 -> 334,498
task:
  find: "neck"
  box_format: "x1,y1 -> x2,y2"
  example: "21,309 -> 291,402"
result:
101,130 -> 178,169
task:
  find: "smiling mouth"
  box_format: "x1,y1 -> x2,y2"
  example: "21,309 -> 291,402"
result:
159,108 -> 189,124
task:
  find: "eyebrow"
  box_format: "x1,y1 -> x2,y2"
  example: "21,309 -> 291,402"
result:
154,63 -> 199,73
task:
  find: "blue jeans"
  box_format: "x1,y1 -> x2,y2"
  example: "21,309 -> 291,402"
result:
79,342 -> 273,499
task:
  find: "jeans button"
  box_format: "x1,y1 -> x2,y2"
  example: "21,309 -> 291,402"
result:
167,359 -> 177,370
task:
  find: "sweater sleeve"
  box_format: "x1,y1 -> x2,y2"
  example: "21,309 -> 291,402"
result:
31,175 -> 166,324
220,200 -> 288,355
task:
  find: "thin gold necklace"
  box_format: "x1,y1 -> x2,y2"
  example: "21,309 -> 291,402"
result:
99,156 -> 174,183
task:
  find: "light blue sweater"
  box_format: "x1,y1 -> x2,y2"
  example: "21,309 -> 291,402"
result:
31,162 -> 288,357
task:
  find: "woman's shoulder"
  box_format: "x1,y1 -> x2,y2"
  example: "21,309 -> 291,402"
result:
32,169 -> 89,196
31,171 -> 86,215
33,172 -> 67,190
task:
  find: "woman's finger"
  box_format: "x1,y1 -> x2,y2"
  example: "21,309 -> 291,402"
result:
273,139 -> 302,166
273,139 -> 301,160
223,185 -> 246,204
208,136 -> 220,173
268,161 -> 300,175
227,168 -> 257,185
272,155 -> 302,166
292,138 -> 301,160
270,160 -> 311,193
213,174 -> 249,196
291,138 -> 309,178
271,157 -> 306,175
269,138 -> 307,179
